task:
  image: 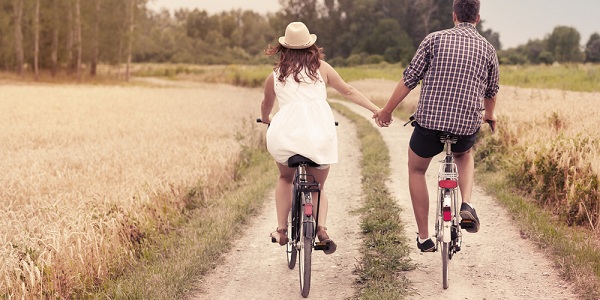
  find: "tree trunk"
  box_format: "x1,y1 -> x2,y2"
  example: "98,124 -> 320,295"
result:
125,0 -> 135,82
75,0 -> 82,80
13,0 -> 24,76
34,0 -> 40,80
91,0 -> 101,76
66,0 -> 74,74
51,0 -> 59,77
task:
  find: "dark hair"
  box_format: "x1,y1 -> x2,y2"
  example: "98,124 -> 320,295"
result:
453,0 -> 480,23
264,44 -> 325,83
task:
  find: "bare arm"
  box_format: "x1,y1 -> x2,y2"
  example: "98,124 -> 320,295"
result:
260,73 -> 276,123
320,61 -> 380,113
374,78 -> 412,127
483,96 -> 497,131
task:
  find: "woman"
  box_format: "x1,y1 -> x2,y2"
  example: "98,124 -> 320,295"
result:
260,22 -> 380,255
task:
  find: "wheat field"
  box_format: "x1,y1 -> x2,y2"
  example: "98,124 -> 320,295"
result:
0,81 -> 262,298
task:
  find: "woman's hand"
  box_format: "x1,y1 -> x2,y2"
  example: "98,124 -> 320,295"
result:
373,109 -> 393,127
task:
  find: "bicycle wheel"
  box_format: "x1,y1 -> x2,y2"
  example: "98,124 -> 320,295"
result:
298,234 -> 312,298
287,208 -> 297,269
442,242 -> 449,289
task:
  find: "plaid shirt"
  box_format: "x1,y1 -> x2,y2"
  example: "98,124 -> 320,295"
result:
403,23 -> 500,135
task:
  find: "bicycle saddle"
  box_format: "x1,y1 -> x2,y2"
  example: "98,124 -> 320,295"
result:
287,154 -> 320,168
437,132 -> 459,144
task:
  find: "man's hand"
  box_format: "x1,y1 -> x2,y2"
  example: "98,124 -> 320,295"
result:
373,109 -> 393,127
483,112 -> 497,132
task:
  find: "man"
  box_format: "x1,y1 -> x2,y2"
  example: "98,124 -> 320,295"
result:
374,0 -> 499,252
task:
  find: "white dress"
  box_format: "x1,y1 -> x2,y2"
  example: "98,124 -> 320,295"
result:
266,69 -> 338,166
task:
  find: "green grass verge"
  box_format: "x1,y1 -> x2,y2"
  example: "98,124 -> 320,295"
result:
476,170 -> 600,299
331,103 -> 415,299
90,139 -> 277,299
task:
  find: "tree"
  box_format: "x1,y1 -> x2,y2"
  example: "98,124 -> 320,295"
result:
585,33 -> 600,63
13,0 -> 24,75
546,26 -> 584,63
33,0 -> 40,79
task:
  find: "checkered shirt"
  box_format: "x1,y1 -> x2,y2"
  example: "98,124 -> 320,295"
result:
403,23 -> 500,135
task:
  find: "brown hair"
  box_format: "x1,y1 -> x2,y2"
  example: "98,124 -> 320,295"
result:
453,0 -> 480,23
264,44 -> 325,83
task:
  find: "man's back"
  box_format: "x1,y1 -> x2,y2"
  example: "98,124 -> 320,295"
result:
403,23 -> 499,135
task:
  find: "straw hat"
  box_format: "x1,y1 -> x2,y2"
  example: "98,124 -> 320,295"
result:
278,22 -> 317,49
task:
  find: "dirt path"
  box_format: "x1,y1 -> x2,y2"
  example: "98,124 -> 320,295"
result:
189,109 -> 365,299
332,94 -> 578,299
189,81 -> 579,299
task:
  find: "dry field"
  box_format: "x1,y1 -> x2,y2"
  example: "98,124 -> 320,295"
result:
0,81 -> 261,298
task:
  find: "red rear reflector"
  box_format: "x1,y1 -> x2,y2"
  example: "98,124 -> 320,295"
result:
304,203 -> 313,216
439,180 -> 458,189
443,207 -> 452,221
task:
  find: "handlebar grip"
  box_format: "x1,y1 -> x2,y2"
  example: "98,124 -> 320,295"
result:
485,119 -> 495,133
257,118 -> 338,126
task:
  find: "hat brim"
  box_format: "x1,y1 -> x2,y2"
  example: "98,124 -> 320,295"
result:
278,34 -> 317,49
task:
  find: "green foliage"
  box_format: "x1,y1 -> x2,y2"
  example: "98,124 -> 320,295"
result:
499,64 -> 600,92
547,26 -> 585,63
585,33 -> 600,63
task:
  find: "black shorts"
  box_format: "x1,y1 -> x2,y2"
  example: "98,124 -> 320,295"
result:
409,123 -> 479,158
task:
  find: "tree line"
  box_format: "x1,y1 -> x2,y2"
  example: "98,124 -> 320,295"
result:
1,0 -> 598,80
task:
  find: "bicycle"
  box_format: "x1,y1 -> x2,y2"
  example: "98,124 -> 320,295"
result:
257,118 -> 335,298
404,116 -> 493,289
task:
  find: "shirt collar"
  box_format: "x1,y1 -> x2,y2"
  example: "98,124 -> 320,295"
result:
456,22 -> 476,29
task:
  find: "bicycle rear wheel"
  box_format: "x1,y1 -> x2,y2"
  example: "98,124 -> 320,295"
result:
442,242 -> 449,289
298,235 -> 312,298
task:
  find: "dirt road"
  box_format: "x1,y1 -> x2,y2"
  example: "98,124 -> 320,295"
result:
189,82 -> 578,299
189,109 -> 365,299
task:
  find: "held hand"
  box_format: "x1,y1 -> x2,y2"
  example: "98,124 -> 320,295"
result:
374,110 -> 393,127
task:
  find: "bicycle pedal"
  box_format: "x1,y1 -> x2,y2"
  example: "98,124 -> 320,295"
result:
314,241 -> 329,251
459,220 -> 475,228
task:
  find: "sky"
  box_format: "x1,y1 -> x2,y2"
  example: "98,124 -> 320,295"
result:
147,0 -> 600,49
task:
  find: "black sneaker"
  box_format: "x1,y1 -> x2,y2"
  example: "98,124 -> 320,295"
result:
416,237 -> 436,252
459,203 -> 480,233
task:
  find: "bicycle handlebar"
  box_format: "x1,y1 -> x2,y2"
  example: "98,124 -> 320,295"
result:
404,115 -> 495,133
257,118 -> 338,126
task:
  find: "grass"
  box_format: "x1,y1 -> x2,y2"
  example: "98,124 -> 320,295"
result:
476,171 -> 600,299
128,62 -> 600,93
93,133 -> 277,299
499,64 -> 600,92
0,83 -> 261,298
330,103 -> 414,299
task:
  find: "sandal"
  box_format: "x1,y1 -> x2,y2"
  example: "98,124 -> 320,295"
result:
270,228 -> 288,246
317,226 -> 337,255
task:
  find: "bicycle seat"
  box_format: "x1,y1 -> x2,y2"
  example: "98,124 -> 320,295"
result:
437,132 -> 458,144
288,154 -> 320,168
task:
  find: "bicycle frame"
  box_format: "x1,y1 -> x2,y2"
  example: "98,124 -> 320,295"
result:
293,163 -> 321,245
435,134 -> 462,289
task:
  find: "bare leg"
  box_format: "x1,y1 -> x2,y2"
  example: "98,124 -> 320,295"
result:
275,162 -> 296,230
453,149 -> 474,204
408,148 -> 434,240
307,166 -> 330,228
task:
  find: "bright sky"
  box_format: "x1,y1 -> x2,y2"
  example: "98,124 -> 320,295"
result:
147,0 -> 600,49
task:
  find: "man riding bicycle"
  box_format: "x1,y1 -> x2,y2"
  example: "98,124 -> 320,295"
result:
374,0 -> 499,252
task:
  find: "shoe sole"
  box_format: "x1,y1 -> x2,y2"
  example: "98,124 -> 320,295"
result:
459,211 -> 480,233
321,239 -> 336,255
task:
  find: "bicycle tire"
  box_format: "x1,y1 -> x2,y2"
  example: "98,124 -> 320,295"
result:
298,235 -> 312,298
287,209 -> 297,269
442,242 -> 449,289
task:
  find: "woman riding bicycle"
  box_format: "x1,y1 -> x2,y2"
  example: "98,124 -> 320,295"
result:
260,22 -> 380,254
